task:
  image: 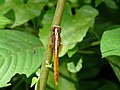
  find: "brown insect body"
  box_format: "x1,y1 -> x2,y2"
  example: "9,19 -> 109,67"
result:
51,25 -> 61,85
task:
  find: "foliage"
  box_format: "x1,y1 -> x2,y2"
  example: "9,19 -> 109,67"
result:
0,0 -> 120,90
0,30 -> 44,87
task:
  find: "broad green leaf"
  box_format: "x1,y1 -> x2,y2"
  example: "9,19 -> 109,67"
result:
100,28 -> 120,57
107,56 -> 120,82
67,58 -> 82,73
39,4 -> 98,57
58,5 -> 98,57
104,0 -> 119,10
0,30 -> 44,87
0,0 -> 48,27
102,27 -> 120,82
0,16 -> 12,28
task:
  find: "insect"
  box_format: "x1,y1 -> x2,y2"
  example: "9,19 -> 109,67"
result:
51,25 -> 61,85
50,21 -> 98,85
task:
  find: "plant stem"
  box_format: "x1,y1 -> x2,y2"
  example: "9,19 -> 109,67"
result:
36,0 -> 66,90
52,0 -> 66,26
35,41 -> 52,90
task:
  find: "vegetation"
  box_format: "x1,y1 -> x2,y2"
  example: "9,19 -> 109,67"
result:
0,0 -> 120,90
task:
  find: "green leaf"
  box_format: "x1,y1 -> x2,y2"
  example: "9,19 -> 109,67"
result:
107,56 -> 120,82
0,30 -> 44,87
102,29 -> 120,82
104,0 -> 119,10
31,77 -> 38,87
39,4 -> 98,57
0,0 -> 5,6
100,28 -> 120,57
0,0 -> 48,27
60,5 -> 98,57
31,68 -> 40,87
0,16 -> 12,28
67,58 -> 83,73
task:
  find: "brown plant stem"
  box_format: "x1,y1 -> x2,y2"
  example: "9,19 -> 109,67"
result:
36,0 -> 66,90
